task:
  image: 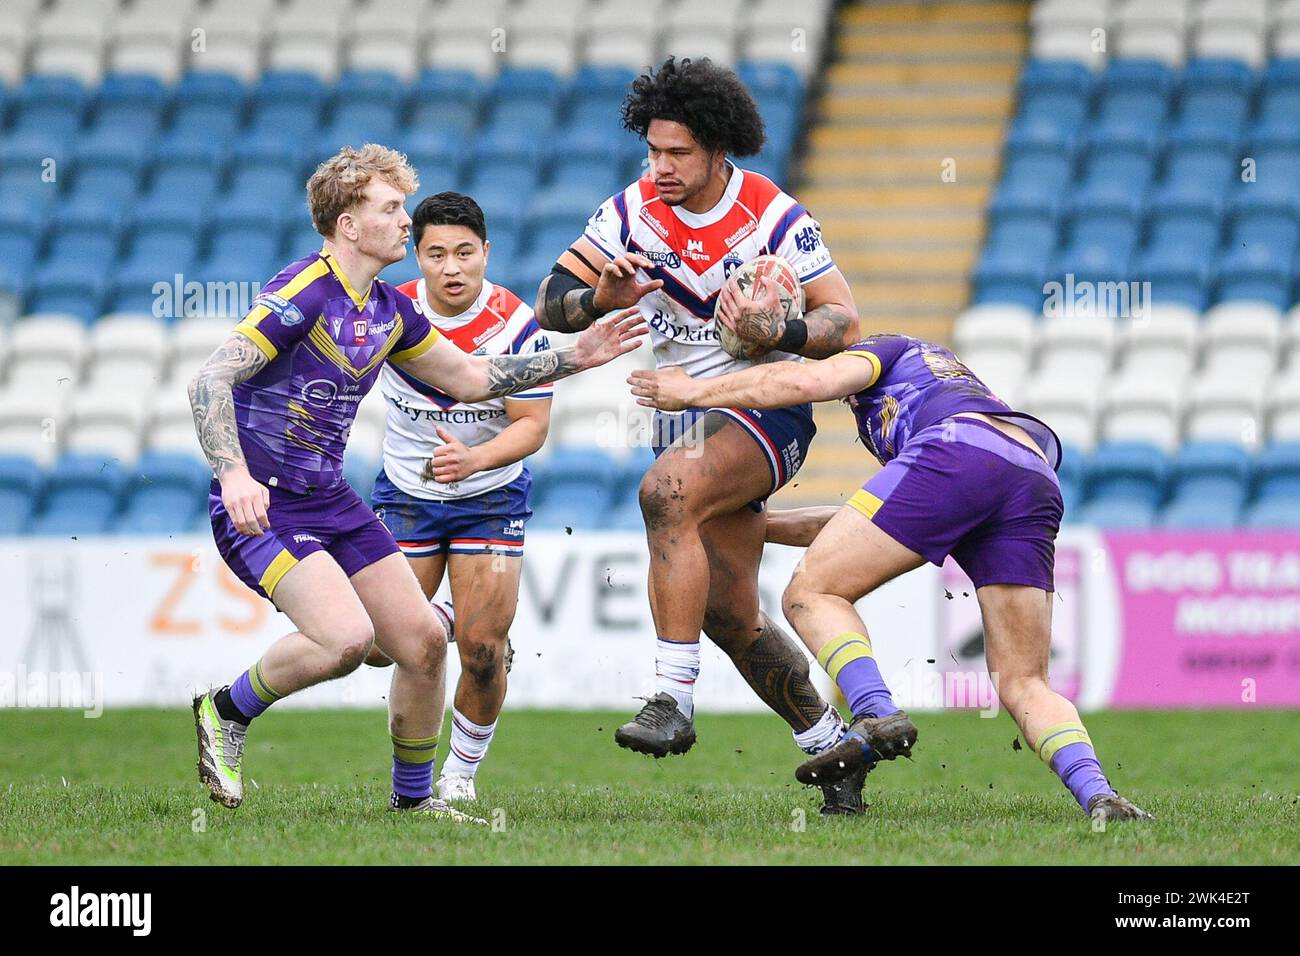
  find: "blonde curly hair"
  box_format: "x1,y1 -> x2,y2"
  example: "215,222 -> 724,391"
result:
306,144 -> 419,238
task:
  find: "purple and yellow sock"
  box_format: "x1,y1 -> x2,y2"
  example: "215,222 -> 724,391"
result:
227,659 -> 282,723
816,632 -> 899,719
1035,721 -> 1115,812
391,733 -> 438,800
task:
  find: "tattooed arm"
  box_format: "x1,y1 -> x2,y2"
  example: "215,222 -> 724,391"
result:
535,238 -> 664,333
393,308 -> 647,403
187,332 -> 271,536
717,267 -> 861,360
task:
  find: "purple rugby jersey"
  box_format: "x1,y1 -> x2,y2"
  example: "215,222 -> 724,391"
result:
841,334 -> 1062,470
230,250 -> 441,494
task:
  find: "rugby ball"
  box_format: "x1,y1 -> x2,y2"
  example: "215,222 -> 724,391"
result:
717,255 -> 805,360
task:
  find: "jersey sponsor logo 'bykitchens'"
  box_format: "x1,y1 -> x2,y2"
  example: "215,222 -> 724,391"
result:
50,886 -> 151,936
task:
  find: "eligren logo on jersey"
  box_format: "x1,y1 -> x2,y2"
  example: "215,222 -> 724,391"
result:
641,249 -> 682,269
681,238 -> 710,263
502,518 -> 525,538
780,438 -> 803,478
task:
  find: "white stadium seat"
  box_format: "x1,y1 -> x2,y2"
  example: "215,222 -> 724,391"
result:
1100,374 -> 1185,451
957,347 -> 1029,406
1116,305 -> 1199,378
1115,0 -> 1189,33
1184,376 -> 1267,447
661,29 -> 735,67
188,10 -> 265,80
584,33 -> 657,73
110,13 -> 187,82
2,0 -> 44,17
743,31 -> 824,76
749,0 -> 832,41
426,34 -> 498,77
48,0 -> 119,17
664,0 -> 748,35
586,0 -> 665,41
88,315 -> 169,391
351,1 -> 427,43
65,387 -> 147,464
1031,26 -> 1107,71
508,32 -> 578,74
1279,0 -> 1300,29
1021,374 -> 1100,451
1267,375 -> 1300,442
1200,303 -> 1282,380
0,387 -> 67,466
1276,25 -> 1300,58
512,0 -> 590,35
1032,0 -> 1111,31
430,0 -> 511,42
1196,0 -> 1268,31
349,39 -> 420,80
11,315 -> 87,372
169,317 -> 232,382
1115,27 -> 1185,67
145,387 -> 203,458
952,303 -> 1036,357
0,6 -> 32,86
1035,315 -> 1115,383
1194,25 -> 1266,69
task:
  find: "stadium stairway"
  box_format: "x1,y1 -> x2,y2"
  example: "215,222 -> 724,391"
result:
773,0 -> 1026,507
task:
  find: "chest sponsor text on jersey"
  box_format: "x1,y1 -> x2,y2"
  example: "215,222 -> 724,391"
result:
648,309 -> 720,343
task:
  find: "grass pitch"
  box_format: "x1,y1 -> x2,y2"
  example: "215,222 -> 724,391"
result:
0,708 -> 1296,865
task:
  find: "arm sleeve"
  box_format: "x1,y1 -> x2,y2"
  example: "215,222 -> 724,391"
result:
582,192 -> 628,261
770,205 -> 837,285
388,291 -> 443,363
233,258 -> 332,360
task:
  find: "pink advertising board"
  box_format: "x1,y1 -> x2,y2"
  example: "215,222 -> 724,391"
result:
1104,533 -> 1300,708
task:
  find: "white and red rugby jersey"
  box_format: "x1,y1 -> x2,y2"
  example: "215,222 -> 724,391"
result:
380,277 -> 552,500
582,163 -> 838,380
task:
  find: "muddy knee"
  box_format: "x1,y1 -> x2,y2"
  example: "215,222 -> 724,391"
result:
459,635 -> 504,688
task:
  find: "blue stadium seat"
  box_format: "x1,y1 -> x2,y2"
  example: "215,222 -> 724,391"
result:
1159,121 -> 1239,200
284,222 -> 324,261
1016,60 -> 1092,138
111,234 -> 200,314
408,69 -> 484,135
999,151 -> 1074,202
71,130 -> 150,204
1093,60 -> 1174,135
171,72 -> 247,139
1242,498 -> 1300,527
1178,59 -> 1254,134
530,448 -> 616,529
1057,444 -> 1083,522
738,61 -> 802,102
0,456 -> 44,535
490,67 -> 563,114
1226,190 -> 1300,260
0,131 -> 69,206
1242,120 -> 1300,199
984,209 -> 1058,261
1144,188 -> 1222,258
114,453 -> 212,534
248,71 -> 326,137
343,453 -> 379,505
1131,247 -> 1209,310
1161,442 -> 1251,528
30,260 -> 109,322
549,155 -> 622,194
1084,442 -> 1168,509
1258,58 -> 1300,125
1075,497 -> 1157,528
1078,128 -> 1157,201
0,201 -> 47,276
1213,245 -> 1293,309
971,247 -> 1047,311
90,73 -> 170,138
1252,443 -> 1300,502
474,125 -> 545,168
225,167 -> 299,208
11,75 -> 88,138
332,69 -> 404,116
29,454 -> 126,536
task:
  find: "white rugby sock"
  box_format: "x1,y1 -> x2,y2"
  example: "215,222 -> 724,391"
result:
441,708 -> 496,778
794,705 -> 848,755
655,638 -> 700,718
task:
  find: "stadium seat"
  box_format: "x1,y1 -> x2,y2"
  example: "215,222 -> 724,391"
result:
1021,374 -> 1099,451
531,447 -> 617,529
143,385 -> 202,457
1212,245 -> 1292,310
10,74 -> 89,137
1094,60 -> 1173,135
29,453 -> 125,536
1200,303 -> 1282,379
1270,375 -> 1300,441
0,454 -> 43,535
113,451 -> 211,534
1101,375 -> 1184,450
171,72 -> 247,138
1160,441 -> 1252,527
1083,439 -> 1168,509
1036,315 -> 1115,382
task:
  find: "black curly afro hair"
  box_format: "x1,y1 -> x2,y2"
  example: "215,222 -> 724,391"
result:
620,56 -> 766,158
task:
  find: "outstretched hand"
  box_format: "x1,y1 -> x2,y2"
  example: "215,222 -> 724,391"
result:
628,366 -> 697,412
574,307 -> 647,370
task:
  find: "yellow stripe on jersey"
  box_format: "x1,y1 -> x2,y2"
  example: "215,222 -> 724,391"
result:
322,249 -> 372,309
847,488 -> 884,519
389,326 -> 442,364
234,258 -> 331,360
841,349 -> 883,388
305,316 -> 403,380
